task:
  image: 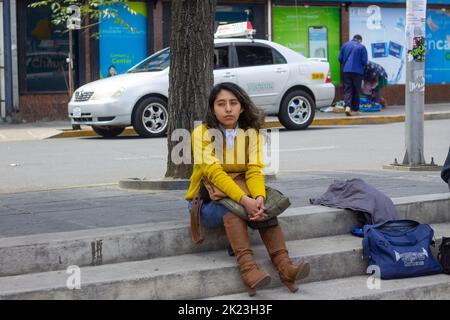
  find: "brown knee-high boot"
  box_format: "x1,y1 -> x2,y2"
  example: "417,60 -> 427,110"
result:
259,224 -> 310,292
223,213 -> 271,296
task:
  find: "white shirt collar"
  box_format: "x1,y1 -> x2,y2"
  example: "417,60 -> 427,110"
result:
219,123 -> 239,149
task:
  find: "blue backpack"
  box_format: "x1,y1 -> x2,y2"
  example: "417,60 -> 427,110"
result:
362,220 -> 443,279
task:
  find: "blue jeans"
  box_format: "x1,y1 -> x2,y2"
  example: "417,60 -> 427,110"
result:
187,200 -> 230,228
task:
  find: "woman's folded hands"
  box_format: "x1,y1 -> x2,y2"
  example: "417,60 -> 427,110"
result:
239,195 -> 268,221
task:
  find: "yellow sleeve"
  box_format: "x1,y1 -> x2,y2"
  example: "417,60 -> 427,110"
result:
193,125 -> 246,203
245,129 -> 266,200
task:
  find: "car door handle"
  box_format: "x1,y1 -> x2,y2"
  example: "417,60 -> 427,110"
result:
224,72 -> 235,78
275,68 -> 287,73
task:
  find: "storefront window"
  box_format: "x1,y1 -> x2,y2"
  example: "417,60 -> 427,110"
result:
273,6 -> 341,84
215,5 -> 265,40
163,4 -> 265,47
349,7 -> 406,85
348,6 -> 449,85
25,4 -> 76,92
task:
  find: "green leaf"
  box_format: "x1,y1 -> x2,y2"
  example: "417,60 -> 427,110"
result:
50,2 -> 60,12
28,0 -> 136,31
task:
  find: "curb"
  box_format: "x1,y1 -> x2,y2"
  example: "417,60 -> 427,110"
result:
383,163 -> 443,171
52,127 -> 137,138
119,174 -> 278,190
313,114 -> 405,126
49,111 -> 450,139
118,178 -> 190,190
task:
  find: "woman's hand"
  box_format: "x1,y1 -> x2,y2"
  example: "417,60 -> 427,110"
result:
252,196 -> 267,221
255,196 -> 266,212
239,195 -> 259,217
240,195 -> 267,221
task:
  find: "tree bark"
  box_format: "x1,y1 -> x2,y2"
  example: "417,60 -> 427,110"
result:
165,0 -> 216,179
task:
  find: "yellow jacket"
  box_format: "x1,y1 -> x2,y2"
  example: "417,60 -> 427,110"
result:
185,124 -> 266,203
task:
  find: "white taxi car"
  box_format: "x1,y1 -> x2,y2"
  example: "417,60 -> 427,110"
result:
69,38 -> 334,138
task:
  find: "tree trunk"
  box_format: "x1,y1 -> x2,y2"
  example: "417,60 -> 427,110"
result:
165,0 -> 216,179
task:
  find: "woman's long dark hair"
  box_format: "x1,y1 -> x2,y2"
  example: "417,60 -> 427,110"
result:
205,82 -> 265,130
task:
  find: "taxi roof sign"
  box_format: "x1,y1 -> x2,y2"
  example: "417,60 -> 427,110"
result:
214,21 -> 256,39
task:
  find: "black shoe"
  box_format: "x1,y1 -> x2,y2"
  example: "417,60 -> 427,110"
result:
227,243 -> 235,256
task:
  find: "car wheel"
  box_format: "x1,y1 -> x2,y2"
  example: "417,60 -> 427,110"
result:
133,96 -> 168,138
92,126 -> 125,138
278,90 -> 315,130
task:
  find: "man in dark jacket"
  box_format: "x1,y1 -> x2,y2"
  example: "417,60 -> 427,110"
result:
338,34 -> 368,116
442,146 -> 450,189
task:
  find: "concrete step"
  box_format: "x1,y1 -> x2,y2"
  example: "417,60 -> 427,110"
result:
208,274 -> 450,300
0,193 -> 449,277
1,222 -> 449,300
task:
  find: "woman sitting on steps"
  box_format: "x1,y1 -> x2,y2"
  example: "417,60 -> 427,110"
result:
185,82 -> 310,296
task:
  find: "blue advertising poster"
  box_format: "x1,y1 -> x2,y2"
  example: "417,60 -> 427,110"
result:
388,41 -> 403,59
349,7 -> 406,84
99,3 -> 147,78
425,10 -> 450,84
371,42 -> 388,58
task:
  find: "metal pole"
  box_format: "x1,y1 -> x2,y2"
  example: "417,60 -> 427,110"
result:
3,0 -> 13,122
402,0 -> 427,166
10,0 -> 18,115
0,1 -> 5,121
66,5 -> 81,130
68,29 -> 74,98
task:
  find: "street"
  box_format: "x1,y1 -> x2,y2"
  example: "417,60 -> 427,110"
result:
0,119 -> 449,193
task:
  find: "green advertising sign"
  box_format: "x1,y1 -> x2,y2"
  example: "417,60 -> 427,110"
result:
273,6 -> 341,84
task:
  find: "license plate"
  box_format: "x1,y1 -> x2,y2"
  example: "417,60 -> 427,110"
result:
73,107 -> 81,118
312,72 -> 324,80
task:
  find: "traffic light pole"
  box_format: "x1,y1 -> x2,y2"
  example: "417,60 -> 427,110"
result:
67,5 -> 81,130
68,29 -> 74,99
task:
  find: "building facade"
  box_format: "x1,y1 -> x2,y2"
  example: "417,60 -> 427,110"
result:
0,0 -> 5,122
4,0 -> 450,122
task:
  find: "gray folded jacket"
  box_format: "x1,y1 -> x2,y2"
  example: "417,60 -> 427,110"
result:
309,178 -> 399,225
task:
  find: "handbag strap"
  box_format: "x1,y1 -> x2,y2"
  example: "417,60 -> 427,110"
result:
190,193 -> 204,244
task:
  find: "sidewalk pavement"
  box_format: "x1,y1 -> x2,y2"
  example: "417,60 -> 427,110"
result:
0,103 -> 448,142
0,170 -> 448,238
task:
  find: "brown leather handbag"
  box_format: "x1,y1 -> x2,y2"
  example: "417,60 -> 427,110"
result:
202,172 -> 250,201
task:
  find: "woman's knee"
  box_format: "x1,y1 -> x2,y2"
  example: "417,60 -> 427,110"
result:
201,202 -> 230,228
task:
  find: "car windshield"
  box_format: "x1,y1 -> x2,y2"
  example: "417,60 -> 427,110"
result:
128,48 -> 170,73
